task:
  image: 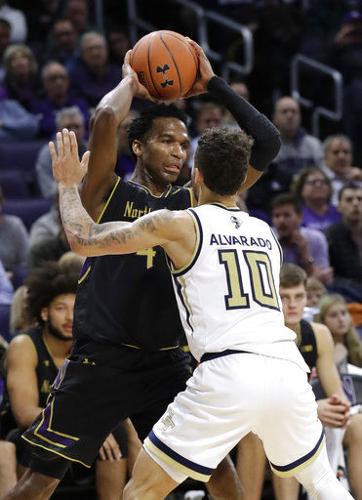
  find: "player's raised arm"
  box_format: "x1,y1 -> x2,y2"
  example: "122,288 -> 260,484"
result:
52,130 -> 192,259
187,39 -> 281,191
81,50 -> 157,219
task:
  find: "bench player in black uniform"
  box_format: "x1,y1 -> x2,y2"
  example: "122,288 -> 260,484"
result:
4,41 -> 280,499
236,263 -> 350,500
4,263 -> 128,499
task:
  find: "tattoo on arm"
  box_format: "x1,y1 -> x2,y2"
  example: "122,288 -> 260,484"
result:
59,185 -> 174,252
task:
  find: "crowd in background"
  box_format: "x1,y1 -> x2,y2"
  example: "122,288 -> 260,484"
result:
0,1 -> 362,499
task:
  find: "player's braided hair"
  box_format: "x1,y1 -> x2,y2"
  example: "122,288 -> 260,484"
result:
195,127 -> 252,196
127,104 -> 188,158
25,261 -> 79,325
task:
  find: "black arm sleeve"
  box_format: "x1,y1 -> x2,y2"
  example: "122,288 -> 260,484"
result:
207,76 -> 281,172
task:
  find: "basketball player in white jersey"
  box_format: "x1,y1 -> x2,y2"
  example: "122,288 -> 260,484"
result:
51,127 -> 354,500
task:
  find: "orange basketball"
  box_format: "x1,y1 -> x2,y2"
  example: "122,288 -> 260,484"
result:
129,30 -> 198,101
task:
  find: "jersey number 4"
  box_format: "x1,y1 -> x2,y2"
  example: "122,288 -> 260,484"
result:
219,250 -> 280,311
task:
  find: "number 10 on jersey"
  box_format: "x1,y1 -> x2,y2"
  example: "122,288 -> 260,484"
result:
218,250 -> 280,311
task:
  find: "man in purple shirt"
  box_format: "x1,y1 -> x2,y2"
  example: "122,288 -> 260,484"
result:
69,31 -> 120,108
32,61 -> 89,139
271,193 -> 333,285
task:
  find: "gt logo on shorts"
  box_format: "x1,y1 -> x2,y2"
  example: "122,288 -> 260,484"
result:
161,408 -> 175,431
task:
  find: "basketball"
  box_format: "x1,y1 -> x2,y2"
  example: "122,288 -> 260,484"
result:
129,30 -> 198,101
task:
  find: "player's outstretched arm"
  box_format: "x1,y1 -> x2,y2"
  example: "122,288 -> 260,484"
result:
52,130 -> 193,259
186,39 -> 280,191
81,50 -> 157,220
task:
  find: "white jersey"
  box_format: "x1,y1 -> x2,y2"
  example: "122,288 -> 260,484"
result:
170,203 -> 308,370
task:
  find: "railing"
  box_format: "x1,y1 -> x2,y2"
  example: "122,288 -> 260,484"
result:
127,0 -> 254,78
291,54 -> 343,138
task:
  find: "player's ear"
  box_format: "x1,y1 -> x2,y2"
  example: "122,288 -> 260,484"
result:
132,139 -> 143,158
193,166 -> 203,185
41,307 -> 49,322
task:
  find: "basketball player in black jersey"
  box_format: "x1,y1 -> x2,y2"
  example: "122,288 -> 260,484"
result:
236,263 -> 350,500
3,40 -> 280,500
3,262 -> 128,499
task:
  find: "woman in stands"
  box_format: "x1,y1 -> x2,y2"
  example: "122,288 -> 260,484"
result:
318,294 -> 362,370
292,166 -> 341,232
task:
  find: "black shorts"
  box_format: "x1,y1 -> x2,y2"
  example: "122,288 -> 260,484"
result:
22,340 -> 192,477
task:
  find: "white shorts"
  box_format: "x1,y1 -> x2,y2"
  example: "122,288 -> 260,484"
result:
144,352 -> 324,483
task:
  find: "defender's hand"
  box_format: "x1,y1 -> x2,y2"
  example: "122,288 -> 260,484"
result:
122,50 -> 160,102
50,129 -> 90,188
183,39 -> 215,98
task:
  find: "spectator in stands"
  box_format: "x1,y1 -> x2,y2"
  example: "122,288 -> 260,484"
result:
317,294 -> 362,499
236,263 -> 350,500
4,262 -> 128,497
0,0 -> 27,43
291,167 -> 341,231
318,294 -> 362,370
65,0 -> 90,36
0,18 -> 11,83
28,223 -> 69,270
271,193 -> 333,284
107,26 -> 131,66
270,96 -> 323,195
0,186 -> 29,278
32,62 -> 89,139
190,101 -> 225,161
306,276 -> 327,308
322,134 -> 362,205
45,19 -> 79,70
2,44 -> 39,111
29,193 -> 61,247
247,96 -> 323,216
0,95 -> 39,141
326,183 -> 362,301
69,32 -> 120,108
36,106 -> 87,198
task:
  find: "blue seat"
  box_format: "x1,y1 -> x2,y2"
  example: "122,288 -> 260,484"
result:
3,198 -> 52,230
0,140 -> 47,181
0,169 -> 28,198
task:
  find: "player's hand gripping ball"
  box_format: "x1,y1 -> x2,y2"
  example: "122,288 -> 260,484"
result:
129,30 -> 198,101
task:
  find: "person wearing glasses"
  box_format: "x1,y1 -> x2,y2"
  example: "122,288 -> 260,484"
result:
291,167 -> 341,232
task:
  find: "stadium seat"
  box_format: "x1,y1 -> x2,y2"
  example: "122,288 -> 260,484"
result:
0,140 -> 47,179
3,198 -> 52,230
0,170 -> 28,199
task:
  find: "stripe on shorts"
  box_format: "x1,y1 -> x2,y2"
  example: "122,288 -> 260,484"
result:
144,431 -> 215,482
270,429 -> 325,477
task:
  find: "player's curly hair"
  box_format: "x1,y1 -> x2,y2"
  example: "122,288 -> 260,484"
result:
25,261 -> 79,325
195,127 -> 252,196
127,104 -> 188,157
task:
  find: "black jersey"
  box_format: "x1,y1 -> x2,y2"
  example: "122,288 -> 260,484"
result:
73,178 -> 193,350
0,327 -> 58,437
298,319 -> 318,371
27,327 -> 59,407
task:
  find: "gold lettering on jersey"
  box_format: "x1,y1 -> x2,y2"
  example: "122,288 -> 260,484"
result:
124,201 -> 152,219
301,344 -> 313,352
210,234 -> 272,250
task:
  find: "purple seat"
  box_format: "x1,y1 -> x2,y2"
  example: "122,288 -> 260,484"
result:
0,140 -> 47,180
0,169 -> 28,198
3,198 -> 52,230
